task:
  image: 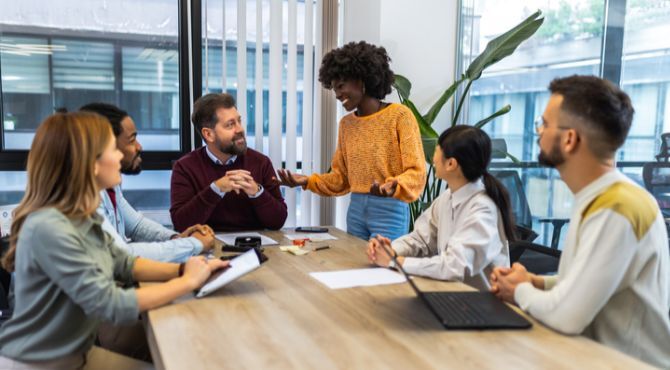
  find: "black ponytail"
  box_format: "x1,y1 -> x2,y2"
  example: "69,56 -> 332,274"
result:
481,172 -> 516,242
438,126 -> 516,242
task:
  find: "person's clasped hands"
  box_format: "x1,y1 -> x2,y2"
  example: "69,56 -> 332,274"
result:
214,169 -> 261,196
369,179 -> 398,197
175,224 -> 216,252
489,262 -> 540,303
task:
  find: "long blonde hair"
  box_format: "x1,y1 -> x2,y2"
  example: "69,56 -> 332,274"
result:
2,112 -> 113,271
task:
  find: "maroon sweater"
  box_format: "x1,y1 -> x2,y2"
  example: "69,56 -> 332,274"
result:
170,147 -> 287,232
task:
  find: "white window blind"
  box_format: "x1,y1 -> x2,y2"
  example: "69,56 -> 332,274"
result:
202,0 -> 328,227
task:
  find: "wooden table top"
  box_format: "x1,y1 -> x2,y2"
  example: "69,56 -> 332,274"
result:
145,227 -> 652,370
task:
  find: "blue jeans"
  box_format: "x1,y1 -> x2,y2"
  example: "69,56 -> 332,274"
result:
346,193 -> 409,242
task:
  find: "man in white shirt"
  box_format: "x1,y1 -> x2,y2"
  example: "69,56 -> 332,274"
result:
490,75 -> 670,368
80,103 -> 215,263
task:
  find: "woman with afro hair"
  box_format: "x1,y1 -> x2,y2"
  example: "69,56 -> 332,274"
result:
278,41 -> 426,241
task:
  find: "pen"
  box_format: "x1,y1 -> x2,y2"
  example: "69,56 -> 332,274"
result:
314,245 -> 330,251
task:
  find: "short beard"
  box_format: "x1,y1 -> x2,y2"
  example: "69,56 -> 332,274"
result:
121,153 -> 142,175
121,165 -> 142,175
537,136 -> 565,168
218,133 -> 247,156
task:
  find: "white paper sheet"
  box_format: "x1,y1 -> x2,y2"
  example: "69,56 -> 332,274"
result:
196,249 -> 261,298
284,233 -> 338,241
309,268 -> 407,290
215,232 -> 278,246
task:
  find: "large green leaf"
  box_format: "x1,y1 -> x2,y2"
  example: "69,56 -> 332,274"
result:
422,77 -> 465,125
474,105 -> 511,128
466,10 -> 544,80
422,137 -> 437,164
393,74 -> 412,101
402,99 -> 439,138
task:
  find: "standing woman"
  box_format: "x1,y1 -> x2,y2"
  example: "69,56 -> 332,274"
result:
367,126 -> 514,291
278,41 -> 426,241
0,112 -> 228,369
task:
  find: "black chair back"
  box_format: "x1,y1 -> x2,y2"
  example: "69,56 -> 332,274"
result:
510,240 -> 561,275
655,133 -> 670,162
642,162 -> 670,217
490,170 -> 538,242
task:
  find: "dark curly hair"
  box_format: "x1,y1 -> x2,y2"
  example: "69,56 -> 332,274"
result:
318,41 -> 394,100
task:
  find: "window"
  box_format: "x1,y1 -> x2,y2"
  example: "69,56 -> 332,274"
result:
0,0 -> 188,211
0,0 -> 183,152
461,0 -> 606,162
619,0 -> 670,161
458,0 -> 666,247
0,0 -> 331,223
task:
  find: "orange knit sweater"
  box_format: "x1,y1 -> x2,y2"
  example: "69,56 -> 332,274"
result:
306,103 -> 426,203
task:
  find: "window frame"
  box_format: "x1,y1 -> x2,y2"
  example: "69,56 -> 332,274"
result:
0,0 -> 194,171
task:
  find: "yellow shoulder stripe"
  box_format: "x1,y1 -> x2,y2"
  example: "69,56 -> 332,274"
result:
581,182 -> 658,241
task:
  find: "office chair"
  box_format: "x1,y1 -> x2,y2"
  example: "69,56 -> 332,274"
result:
490,170 -> 538,242
509,240 -> 561,275
491,170 -> 570,248
642,161 -> 670,249
490,169 -> 564,274
642,162 -> 670,217
655,133 -> 670,162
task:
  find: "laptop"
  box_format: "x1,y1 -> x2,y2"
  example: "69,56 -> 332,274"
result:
381,246 -> 532,330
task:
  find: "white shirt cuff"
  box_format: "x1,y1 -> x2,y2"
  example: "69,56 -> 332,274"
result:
513,281 -> 536,311
543,275 -> 558,290
391,242 -> 413,257
248,184 -> 264,199
400,256 -> 423,275
210,182 -> 226,198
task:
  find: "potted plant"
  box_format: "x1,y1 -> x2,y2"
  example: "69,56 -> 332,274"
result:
394,10 -> 544,229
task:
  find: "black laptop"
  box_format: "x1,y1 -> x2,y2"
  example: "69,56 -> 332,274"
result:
383,247 -> 532,330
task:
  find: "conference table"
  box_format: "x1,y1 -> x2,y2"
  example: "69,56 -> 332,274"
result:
145,227 -> 652,370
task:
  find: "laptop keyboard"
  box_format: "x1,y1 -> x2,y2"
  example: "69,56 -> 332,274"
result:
424,293 -> 488,326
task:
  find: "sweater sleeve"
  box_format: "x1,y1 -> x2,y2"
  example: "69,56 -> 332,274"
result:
306,123 -> 351,196
248,157 -> 288,230
514,210 -> 639,335
28,212 -> 139,325
170,160 -> 222,232
386,108 -> 426,203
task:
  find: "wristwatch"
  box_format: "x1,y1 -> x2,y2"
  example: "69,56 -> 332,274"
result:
388,258 -> 397,269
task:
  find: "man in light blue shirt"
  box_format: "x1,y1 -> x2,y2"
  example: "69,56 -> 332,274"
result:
81,103 -> 215,263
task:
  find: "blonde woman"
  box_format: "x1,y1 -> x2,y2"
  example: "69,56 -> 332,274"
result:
0,112 -> 228,369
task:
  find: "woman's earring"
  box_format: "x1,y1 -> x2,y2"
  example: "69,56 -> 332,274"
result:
362,85 -> 366,95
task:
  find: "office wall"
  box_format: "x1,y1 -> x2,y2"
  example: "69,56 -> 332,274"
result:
343,0 -> 458,123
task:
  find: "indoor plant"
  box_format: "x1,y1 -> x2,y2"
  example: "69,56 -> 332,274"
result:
394,10 -> 544,229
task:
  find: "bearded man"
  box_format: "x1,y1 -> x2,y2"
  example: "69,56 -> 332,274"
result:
170,93 -> 287,231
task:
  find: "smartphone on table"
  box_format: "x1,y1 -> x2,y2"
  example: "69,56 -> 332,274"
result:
295,226 -> 328,233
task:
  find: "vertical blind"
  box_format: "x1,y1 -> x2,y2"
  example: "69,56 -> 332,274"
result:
202,0 -> 325,227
